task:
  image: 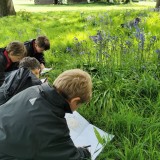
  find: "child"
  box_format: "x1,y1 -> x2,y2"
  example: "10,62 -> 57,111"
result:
0,57 -> 42,105
0,69 -> 92,160
24,35 -> 50,70
0,41 -> 26,87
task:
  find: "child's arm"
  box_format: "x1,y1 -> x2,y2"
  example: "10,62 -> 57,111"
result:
0,56 -> 5,87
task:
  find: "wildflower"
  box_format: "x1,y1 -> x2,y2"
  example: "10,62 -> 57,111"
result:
155,49 -> 160,54
155,49 -> 160,59
139,33 -> 145,49
139,33 -> 145,42
79,51 -> 85,55
89,30 -> 103,44
125,40 -> 132,47
66,47 -> 72,52
150,36 -> 157,43
89,35 -> 98,43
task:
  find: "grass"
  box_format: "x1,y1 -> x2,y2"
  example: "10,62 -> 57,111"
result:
1,2 -> 160,160
13,0 -> 156,12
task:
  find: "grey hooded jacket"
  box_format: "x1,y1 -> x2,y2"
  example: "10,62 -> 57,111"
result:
0,83 -> 91,160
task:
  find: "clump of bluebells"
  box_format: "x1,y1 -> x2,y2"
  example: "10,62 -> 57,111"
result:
65,37 -> 88,56
65,10 -> 160,72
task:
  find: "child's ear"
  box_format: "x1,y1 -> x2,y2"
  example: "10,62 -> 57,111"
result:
69,97 -> 81,111
8,51 -> 13,57
70,97 -> 80,104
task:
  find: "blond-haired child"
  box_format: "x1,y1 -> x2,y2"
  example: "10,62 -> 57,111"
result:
0,69 -> 92,159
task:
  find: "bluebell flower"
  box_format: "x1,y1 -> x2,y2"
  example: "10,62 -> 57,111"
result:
89,35 -> 98,43
79,51 -> 85,55
125,40 -> 132,47
89,30 -> 103,44
155,49 -> 160,54
66,47 -> 72,52
97,31 -> 103,41
155,48 -> 160,59
150,36 -> 157,43
139,33 -> 145,42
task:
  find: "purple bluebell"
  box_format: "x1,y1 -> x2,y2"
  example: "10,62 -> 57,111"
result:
89,30 -> 103,44
66,47 -> 72,52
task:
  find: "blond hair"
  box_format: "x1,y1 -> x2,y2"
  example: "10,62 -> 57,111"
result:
6,41 -> 26,57
53,69 -> 92,103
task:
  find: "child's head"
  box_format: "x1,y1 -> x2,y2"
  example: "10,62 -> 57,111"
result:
19,57 -> 41,78
6,41 -> 26,62
53,69 -> 92,111
35,35 -> 50,53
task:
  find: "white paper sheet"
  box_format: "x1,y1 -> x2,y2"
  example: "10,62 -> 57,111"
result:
41,68 -> 52,75
65,111 -> 114,160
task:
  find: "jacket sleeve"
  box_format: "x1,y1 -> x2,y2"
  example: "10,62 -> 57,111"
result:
34,53 -> 45,65
35,139 -> 91,160
0,55 -> 5,87
77,147 -> 91,159
33,110 -> 91,160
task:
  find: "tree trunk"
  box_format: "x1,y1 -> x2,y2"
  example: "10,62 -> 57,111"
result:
0,0 -> 16,17
156,0 -> 160,8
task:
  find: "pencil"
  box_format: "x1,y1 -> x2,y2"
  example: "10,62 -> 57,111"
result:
83,145 -> 91,148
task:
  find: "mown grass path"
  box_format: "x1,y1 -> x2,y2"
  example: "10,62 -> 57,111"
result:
13,0 -> 156,12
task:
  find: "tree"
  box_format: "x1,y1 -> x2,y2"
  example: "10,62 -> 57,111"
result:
156,0 -> 160,8
0,0 -> 16,17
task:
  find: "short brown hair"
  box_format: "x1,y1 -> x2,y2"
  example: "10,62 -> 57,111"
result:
35,35 -> 50,50
19,57 -> 41,70
6,41 -> 26,57
53,69 -> 92,103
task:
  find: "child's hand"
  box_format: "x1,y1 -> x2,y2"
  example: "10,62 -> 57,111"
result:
40,63 -> 45,70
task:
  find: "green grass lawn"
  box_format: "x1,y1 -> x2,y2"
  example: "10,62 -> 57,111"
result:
1,2 -> 160,159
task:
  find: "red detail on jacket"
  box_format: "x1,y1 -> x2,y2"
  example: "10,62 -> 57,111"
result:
3,50 -> 12,69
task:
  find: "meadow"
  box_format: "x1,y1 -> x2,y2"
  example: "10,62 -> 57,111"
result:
1,2 -> 160,159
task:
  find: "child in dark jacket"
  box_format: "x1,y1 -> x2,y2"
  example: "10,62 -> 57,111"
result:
0,69 -> 92,160
0,41 -> 26,87
24,35 -> 50,70
0,57 -> 42,105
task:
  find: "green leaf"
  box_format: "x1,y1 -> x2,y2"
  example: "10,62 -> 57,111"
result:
94,127 -> 104,145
